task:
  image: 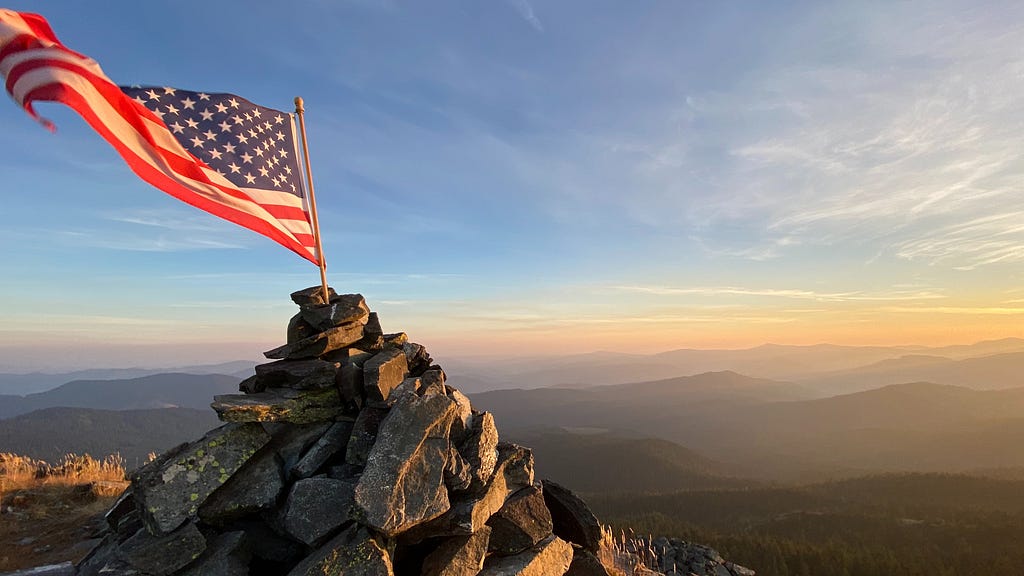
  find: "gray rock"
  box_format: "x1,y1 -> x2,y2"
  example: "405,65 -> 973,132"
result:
290,286 -> 338,307
459,412 -> 499,491
177,531 -> 250,576
239,374 -> 262,393
282,477 -> 356,547
404,442 -> 535,542
542,480 -> 603,553
299,294 -> 370,331
104,488 -> 136,534
403,342 -> 431,375
117,522 -> 206,576
421,526 -> 491,576
345,406 -> 389,467
287,312 -> 317,344
337,362 -> 365,411
479,535 -> 573,576
254,359 -> 341,390
263,422 -> 333,472
198,445 -> 284,526
363,312 -> 383,338
487,484 -> 553,555
444,445 -> 472,492
212,387 -> 343,424
447,387 -> 473,444
290,420 -> 354,479
566,547 -> 613,576
287,525 -> 393,576
131,423 -> 270,535
354,385 -> 459,537
264,322 -> 366,360
363,348 -> 409,405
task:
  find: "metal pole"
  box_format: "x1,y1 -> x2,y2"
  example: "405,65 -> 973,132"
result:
293,96 -> 330,304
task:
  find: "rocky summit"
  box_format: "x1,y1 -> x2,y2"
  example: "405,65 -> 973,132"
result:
62,287 -> 753,576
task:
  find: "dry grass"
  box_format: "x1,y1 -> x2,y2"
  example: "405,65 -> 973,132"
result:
598,524 -> 661,576
0,453 -> 129,572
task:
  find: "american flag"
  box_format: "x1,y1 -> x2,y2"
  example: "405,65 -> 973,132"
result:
0,10 -> 319,264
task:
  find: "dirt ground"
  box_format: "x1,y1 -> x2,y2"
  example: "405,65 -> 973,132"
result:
0,483 -> 123,572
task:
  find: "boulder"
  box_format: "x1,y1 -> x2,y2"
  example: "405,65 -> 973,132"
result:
459,412 -> 499,491
337,362 -> 365,411
198,444 -> 284,525
345,406 -> 389,467
212,387 -> 344,424
287,525 -> 393,576
265,323 -> 366,360
287,313 -> 317,344
131,423 -> 270,535
487,484 -> 553,555
262,422 -> 333,472
290,420 -> 355,479
289,286 -> 338,307
354,386 -> 458,537
254,359 -> 341,390
282,477 -> 357,547
177,531 -> 250,576
362,348 -> 409,405
421,526 -> 492,576
542,480 -> 603,553
479,535 -> 573,576
299,293 -> 370,331
116,522 -> 206,576
566,547 -> 612,576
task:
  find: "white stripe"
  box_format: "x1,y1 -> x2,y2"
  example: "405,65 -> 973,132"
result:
12,64 -> 314,250
0,46 -> 105,86
0,10 -> 32,47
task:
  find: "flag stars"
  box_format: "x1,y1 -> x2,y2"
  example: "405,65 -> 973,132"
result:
146,89 -> 161,101
203,130 -> 217,141
209,149 -> 223,160
190,136 -> 204,148
276,131 -> 285,142
258,166 -> 270,177
274,115 -> 284,124
244,172 -> 255,184
169,122 -> 185,134
219,120 -> 232,132
165,104 -> 179,115
163,87 -> 176,95
186,118 -> 199,129
215,102 -> 228,114
241,152 -> 253,164
228,162 -> 241,174
251,108 -> 261,118
223,143 -> 236,154
198,93 -> 210,100
229,98 -> 240,108
200,108 -> 214,121
133,95 -> 146,105
236,133 -> 249,144
233,115 -> 244,125
181,96 -> 195,110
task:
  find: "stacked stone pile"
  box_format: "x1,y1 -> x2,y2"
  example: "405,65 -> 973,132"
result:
61,287 -> 756,576
74,288 -> 627,576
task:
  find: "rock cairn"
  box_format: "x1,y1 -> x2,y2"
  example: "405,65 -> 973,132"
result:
75,288 -> 632,576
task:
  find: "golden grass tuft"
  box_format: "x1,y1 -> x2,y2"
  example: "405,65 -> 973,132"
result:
598,524 -> 662,575
0,452 -> 127,503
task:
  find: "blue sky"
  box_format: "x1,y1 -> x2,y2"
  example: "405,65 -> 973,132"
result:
1,1 -> 1023,370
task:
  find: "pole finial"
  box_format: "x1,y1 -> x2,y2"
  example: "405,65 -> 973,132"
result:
294,97 -> 304,112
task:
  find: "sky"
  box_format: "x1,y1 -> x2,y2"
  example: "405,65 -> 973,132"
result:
1,0 -> 1022,371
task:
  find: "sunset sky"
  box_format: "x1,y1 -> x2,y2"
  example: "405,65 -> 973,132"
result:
1,1 -> 1022,371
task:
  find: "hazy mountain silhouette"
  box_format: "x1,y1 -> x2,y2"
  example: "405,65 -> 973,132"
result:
505,427 -> 750,493
0,373 -> 241,419
0,406 -> 220,465
800,351 -> 1024,394
449,338 -> 1024,392
0,360 -> 256,396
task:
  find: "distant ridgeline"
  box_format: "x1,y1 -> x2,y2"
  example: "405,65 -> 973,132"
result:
69,288 -> 754,576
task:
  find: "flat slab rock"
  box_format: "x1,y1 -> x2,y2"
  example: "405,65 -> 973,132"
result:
542,479 -> 603,553
131,423 -> 270,535
212,387 -> 344,424
479,535 -> 574,576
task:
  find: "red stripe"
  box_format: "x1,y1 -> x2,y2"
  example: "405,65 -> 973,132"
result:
17,13 -> 63,46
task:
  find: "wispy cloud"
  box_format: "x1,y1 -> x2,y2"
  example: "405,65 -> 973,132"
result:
505,0 -> 543,32
613,285 -> 947,303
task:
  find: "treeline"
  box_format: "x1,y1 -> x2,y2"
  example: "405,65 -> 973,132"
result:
588,473 -> 1024,576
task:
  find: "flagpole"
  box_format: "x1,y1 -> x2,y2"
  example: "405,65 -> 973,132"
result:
293,97 -> 330,304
